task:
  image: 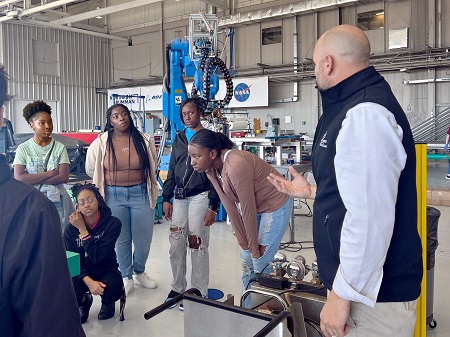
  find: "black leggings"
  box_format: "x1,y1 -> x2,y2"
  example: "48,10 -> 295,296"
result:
72,269 -> 123,306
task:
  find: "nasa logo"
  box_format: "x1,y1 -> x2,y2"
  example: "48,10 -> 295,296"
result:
234,83 -> 252,102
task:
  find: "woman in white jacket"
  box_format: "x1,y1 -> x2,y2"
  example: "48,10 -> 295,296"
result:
86,104 -> 159,295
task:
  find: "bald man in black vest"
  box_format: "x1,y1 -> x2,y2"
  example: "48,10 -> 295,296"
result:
269,25 -> 422,337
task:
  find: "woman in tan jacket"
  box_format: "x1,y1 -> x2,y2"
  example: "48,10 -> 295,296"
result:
86,104 -> 159,296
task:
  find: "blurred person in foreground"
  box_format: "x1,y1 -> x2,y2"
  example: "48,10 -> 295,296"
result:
267,25 -> 422,337
0,64 -> 85,336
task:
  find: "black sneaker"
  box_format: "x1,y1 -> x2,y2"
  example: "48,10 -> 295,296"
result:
79,293 -> 93,324
164,290 -> 180,309
98,302 -> 115,320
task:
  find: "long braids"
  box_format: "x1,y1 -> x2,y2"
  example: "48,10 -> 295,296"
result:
105,104 -> 155,192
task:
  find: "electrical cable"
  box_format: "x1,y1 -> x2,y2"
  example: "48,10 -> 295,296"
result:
279,240 -> 314,252
249,288 -> 296,310
297,199 -> 313,217
304,318 -> 324,336
245,278 -> 258,290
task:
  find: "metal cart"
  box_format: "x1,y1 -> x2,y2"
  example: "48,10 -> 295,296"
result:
144,289 -> 294,337
144,289 -> 323,337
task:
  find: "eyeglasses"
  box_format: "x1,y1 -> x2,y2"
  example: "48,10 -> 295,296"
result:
110,112 -> 130,120
76,197 -> 96,207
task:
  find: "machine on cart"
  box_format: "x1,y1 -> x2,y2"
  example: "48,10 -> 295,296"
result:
144,255 -> 327,337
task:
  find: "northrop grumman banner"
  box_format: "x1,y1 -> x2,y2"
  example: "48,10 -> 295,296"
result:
107,76 -> 268,111
108,86 -> 163,112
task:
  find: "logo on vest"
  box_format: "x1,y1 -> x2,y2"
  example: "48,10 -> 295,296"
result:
319,132 -> 328,148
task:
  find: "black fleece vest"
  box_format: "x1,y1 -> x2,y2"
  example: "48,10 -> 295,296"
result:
312,67 -> 422,302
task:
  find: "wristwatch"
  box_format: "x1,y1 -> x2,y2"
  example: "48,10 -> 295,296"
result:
208,205 -> 218,214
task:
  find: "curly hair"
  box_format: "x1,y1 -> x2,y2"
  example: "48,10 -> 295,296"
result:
70,182 -> 109,213
23,100 -> 52,124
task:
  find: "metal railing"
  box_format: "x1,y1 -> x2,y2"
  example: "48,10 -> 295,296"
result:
412,106 -> 450,142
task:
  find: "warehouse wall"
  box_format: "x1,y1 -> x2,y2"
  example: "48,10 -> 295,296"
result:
2,0 -> 446,137
0,23 -> 110,133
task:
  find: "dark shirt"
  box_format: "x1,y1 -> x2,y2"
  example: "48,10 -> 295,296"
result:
0,154 -> 85,337
162,129 -> 220,209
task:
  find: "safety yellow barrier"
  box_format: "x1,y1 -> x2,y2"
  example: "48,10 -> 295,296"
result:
414,143 -> 427,337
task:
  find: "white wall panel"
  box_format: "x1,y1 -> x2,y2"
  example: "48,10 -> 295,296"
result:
298,13 -> 316,61
236,24 -> 261,68
441,0 -> 450,46
317,9 -> 339,37
112,31 -> 162,82
1,22 -> 110,132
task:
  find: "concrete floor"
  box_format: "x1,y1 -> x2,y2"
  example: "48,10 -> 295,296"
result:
80,198 -> 450,336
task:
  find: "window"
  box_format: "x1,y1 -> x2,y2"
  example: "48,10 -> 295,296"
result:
357,10 -> 384,31
262,26 -> 282,45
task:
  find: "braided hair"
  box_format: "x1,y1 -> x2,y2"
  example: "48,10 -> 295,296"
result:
71,182 -> 109,213
104,104 -> 155,191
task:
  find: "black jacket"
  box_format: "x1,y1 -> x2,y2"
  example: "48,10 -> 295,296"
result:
162,129 -> 220,209
64,206 -> 121,280
312,66 -> 422,302
0,154 -> 85,337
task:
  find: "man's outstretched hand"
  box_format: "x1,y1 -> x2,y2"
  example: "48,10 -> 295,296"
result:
267,165 -> 312,198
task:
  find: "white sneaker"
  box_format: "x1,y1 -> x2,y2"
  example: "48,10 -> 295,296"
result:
123,278 -> 134,296
134,272 -> 157,289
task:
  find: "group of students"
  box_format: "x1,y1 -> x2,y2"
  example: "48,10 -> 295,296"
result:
3,24 -> 424,337
11,95 -> 292,323
12,100 -> 161,322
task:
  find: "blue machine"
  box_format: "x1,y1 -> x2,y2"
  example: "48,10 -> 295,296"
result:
162,13 -> 233,142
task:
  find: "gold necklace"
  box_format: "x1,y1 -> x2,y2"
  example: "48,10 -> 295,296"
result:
112,136 -> 130,153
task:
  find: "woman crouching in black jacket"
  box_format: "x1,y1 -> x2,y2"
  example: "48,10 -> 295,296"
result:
64,183 -> 123,324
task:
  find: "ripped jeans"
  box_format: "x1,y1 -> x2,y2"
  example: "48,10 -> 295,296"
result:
169,192 -> 210,297
240,197 -> 293,307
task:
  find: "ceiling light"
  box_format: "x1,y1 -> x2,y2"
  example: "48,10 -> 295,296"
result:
400,68 -> 407,72
95,7 -> 102,19
376,12 -> 384,16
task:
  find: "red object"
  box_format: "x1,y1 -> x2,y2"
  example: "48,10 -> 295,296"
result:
230,131 -> 247,138
58,132 -> 99,145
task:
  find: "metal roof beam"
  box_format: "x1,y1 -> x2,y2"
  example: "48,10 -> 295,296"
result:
51,0 -> 162,25
198,0 -> 228,9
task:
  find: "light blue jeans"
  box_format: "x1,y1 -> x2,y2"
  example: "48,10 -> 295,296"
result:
170,192 -> 210,297
105,183 -> 155,279
240,197 -> 293,307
